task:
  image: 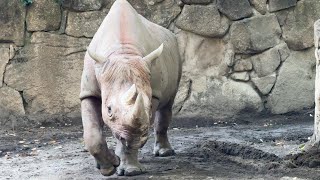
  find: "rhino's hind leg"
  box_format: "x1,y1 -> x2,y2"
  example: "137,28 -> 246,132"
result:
115,140 -> 146,176
153,101 -> 175,157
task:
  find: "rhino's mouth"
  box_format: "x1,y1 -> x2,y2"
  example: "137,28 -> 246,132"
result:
112,127 -> 147,149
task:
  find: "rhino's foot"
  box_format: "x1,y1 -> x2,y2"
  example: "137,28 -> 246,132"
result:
153,144 -> 175,157
96,162 -> 118,176
116,162 -> 146,176
100,167 -> 117,176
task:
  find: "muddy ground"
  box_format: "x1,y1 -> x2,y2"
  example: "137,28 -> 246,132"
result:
1,113 -> 320,180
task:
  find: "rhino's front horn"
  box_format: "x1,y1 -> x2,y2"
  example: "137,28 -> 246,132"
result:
132,93 -> 146,119
122,84 -> 138,105
143,43 -> 163,68
87,48 -> 105,63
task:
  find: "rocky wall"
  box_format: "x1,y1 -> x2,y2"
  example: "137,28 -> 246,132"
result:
0,0 -> 318,127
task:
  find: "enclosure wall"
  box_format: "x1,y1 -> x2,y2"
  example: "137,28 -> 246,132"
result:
0,0 -> 318,127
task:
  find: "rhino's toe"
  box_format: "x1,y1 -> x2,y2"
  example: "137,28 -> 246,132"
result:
154,148 -> 175,157
117,163 -> 146,176
124,167 -> 146,176
100,166 -> 117,176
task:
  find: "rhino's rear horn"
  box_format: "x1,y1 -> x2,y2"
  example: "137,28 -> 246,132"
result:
87,48 -> 106,63
143,43 -> 163,68
122,84 -> 138,105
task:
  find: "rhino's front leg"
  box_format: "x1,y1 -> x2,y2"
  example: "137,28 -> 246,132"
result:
115,139 -> 146,176
81,97 -> 120,176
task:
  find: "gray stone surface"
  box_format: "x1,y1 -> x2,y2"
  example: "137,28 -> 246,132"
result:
275,43 -> 291,62
173,75 -> 191,114
267,48 -> 315,114
231,72 -> 250,81
128,0 -> 181,28
26,0 -> 61,32
0,87 -> 25,117
268,0 -> 297,12
62,0 -> 102,11
0,46 -> 10,87
179,77 -> 263,118
65,11 -> 107,37
234,59 -> 252,72
9,45 -> 15,60
4,32 -> 90,115
181,0 -> 212,4
251,47 -> 281,77
173,30 -> 264,118
217,0 -> 253,20
0,0 -> 25,46
282,0 -> 320,50
252,74 -> 276,95
176,30 -> 231,78
249,0 -> 267,15
176,5 -> 229,37
230,14 -> 281,54
224,48 -> 235,67
274,9 -> 290,26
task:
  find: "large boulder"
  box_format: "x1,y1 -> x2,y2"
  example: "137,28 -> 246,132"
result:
26,0 -> 61,31
65,11 -> 107,37
128,0 -> 181,28
267,48 -> 315,114
0,87 -> 26,127
217,0 -> 253,20
0,87 -> 25,117
251,47 -> 281,77
62,0 -> 102,11
251,74 -> 277,95
0,0 -> 25,46
175,4 -> 229,37
175,30 -> 231,78
230,14 -> 281,54
282,0 -> 320,50
4,32 -> 90,115
268,0 -> 297,12
0,45 -> 10,87
176,77 -> 263,119
174,30 -> 262,118
173,75 -> 191,114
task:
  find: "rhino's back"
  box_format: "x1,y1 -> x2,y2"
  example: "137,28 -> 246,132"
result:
141,17 -> 181,107
87,0 -> 181,105
89,0 -> 155,57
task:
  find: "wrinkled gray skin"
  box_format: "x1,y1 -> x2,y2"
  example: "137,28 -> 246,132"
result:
80,0 -> 181,176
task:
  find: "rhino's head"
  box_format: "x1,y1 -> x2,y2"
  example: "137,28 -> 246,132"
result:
87,44 -> 163,149
102,83 -> 150,149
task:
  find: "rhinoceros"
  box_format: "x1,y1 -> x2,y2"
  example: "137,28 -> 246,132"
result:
80,0 -> 181,176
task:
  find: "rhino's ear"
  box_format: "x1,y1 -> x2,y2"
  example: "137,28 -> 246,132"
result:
122,84 -> 138,105
143,43 -> 163,68
87,48 -> 105,63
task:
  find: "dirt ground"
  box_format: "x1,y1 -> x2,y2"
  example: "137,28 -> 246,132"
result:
1,113 -> 320,180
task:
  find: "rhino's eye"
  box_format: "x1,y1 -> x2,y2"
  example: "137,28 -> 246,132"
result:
107,106 -> 112,117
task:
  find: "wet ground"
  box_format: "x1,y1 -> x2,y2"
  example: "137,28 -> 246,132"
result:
1,113 -> 320,180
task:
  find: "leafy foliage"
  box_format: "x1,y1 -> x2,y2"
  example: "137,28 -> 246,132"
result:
20,0 -> 33,6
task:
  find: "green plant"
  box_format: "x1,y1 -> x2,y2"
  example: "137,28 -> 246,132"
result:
20,0 -> 33,6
